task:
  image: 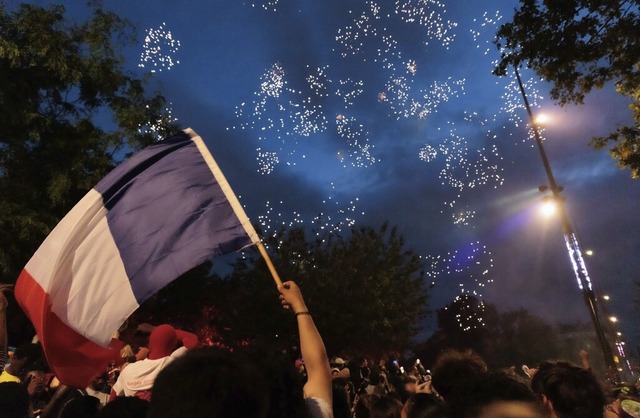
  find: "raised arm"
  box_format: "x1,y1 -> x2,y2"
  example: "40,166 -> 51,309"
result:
175,329 -> 199,350
136,323 -> 199,351
0,284 -> 12,370
278,281 -> 332,407
579,349 -> 591,371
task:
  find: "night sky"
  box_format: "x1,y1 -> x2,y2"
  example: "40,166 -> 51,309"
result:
18,0 -> 640,356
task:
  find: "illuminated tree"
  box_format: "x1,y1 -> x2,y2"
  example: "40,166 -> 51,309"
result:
417,295 -> 498,362
494,0 -> 640,178
210,224 -> 429,357
416,296 -> 562,370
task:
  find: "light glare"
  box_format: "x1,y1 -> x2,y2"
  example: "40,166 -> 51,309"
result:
539,200 -> 557,217
534,113 -> 549,125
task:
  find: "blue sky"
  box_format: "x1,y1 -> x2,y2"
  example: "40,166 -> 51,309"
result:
17,0 -> 640,361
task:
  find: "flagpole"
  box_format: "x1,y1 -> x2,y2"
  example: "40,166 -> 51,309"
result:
185,128 -> 283,288
256,242 -> 283,288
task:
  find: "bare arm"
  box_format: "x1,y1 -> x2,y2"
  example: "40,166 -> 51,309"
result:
0,285 -> 11,370
278,281 -> 332,406
136,323 -> 198,350
579,349 -> 591,371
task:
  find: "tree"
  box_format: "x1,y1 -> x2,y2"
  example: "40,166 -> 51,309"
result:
0,2 -> 177,283
210,224 -> 429,358
494,0 -> 640,178
415,295 -> 498,365
483,308 -> 562,369
416,295 -> 562,370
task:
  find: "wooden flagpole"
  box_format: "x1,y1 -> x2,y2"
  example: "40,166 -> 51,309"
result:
256,242 -> 283,288
186,129 -> 283,289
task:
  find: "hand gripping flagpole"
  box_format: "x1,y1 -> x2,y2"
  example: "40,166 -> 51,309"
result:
186,128 -> 283,288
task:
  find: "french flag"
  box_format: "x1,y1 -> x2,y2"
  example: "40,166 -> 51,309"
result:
15,128 -> 260,388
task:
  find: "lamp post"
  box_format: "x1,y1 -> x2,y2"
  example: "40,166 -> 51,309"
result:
598,293 -> 636,381
513,66 -> 618,380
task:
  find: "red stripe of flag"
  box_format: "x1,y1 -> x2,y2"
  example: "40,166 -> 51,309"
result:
15,270 -> 124,389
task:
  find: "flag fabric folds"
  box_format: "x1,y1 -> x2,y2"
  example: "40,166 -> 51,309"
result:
15,128 -> 260,388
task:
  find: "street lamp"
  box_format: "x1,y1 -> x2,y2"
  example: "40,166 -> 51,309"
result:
534,113 -> 550,125
599,294 -> 636,380
539,196 -> 558,217
513,66 -> 618,381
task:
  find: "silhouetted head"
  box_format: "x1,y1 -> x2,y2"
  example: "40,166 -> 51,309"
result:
447,371 -> 545,418
148,345 -> 310,418
402,393 -> 447,418
97,396 -> 149,418
0,382 -> 30,418
531,360 -> 606,418
431,349 -> 488,401
370,394 -> 403,418
59,395 -> 101,418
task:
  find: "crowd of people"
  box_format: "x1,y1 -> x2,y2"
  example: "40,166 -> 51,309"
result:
1,282 -> 639,418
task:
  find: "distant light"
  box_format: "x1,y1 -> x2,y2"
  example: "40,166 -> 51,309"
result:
617,332 -> 622,336
585,249 -> 593,256
609,316 -> 618,323
603,295 -> 610,301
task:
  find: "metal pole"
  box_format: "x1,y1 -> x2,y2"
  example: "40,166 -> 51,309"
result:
513,66 -> 618,380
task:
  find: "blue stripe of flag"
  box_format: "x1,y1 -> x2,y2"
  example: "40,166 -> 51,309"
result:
94,131 -> 254,303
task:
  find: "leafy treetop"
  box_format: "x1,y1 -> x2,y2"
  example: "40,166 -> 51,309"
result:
494,0 -> 640,178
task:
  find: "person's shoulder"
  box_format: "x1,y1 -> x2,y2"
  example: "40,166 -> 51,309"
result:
0,369 -> 20,383
170,346 -> 188,359
117,358 -> 150,379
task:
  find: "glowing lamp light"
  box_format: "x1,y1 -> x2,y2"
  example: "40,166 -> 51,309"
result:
585,249 -> 594,256
609,316 -> 618,323
539,199 -> 558,217
603,295 -> 610,301
534,113 -> 549,125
